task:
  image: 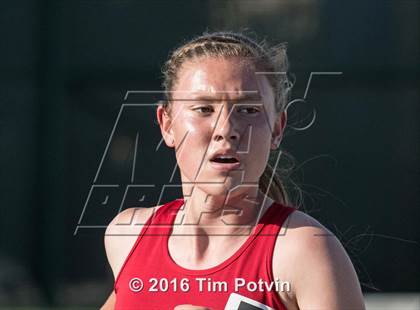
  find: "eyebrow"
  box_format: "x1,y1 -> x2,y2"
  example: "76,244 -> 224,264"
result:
173,91 -> 262,102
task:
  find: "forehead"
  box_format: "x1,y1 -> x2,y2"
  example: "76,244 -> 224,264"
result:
172,56 -> 274,102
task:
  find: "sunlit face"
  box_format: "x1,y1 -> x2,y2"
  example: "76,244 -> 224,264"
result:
157,57 -> 286,198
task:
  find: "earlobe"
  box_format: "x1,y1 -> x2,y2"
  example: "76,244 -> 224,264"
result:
280,110 -> 287,132
271,111 -> 287,150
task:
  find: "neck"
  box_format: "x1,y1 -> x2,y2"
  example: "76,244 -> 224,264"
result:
175,183 -> 274,236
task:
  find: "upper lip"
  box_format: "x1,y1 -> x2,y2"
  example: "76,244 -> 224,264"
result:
209,149 -> 240,162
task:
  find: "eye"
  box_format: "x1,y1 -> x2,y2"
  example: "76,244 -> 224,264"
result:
237,106 -> 261,114
193,106 -> 214,114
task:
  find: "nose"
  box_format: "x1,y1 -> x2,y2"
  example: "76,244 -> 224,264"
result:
212,104 -> 240,142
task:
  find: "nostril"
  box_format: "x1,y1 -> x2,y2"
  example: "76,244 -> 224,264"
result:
214,135 -> 223,142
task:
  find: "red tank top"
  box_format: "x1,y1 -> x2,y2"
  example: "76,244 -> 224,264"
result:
114,198 -> 296,310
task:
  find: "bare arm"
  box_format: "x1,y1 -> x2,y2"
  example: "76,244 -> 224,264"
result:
276,211 -> 365,310
101,206 -> 158,309
100,291 -> 115,310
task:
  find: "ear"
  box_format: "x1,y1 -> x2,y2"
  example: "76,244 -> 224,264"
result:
156,105 -> 175,148
271,110 -> 287,150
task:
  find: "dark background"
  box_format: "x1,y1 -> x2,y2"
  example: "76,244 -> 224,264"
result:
0,0 -> 419,307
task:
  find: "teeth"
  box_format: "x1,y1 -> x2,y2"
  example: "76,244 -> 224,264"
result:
217,155 -> 234,159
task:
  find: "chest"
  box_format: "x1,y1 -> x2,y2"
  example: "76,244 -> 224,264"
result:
272,232 -> 300,310
115,233 -> 287,310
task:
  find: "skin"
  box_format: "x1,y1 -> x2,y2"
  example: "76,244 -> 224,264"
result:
101,57 -> 365,310
159,57 -> 284,236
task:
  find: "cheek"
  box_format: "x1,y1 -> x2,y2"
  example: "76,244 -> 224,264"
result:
172,113 -> 212,142
172,116 -> 213,174
244,122 -> 272,177
248,118 -> 272,150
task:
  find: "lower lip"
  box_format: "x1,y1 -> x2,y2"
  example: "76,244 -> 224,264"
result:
209,160 -> 242,171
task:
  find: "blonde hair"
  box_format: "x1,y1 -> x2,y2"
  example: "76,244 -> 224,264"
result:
161,31 -> 294,205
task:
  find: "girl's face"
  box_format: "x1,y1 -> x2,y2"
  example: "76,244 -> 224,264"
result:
157,57 -> 286,198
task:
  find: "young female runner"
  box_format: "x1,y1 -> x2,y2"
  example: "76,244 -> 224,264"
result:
101,32 -> 365,309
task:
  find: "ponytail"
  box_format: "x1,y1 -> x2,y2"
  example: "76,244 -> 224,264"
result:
258,162 -> 289,205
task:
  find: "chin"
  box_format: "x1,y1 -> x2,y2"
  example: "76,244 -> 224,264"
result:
194,181 -> 235,197
201,180 -> 252,199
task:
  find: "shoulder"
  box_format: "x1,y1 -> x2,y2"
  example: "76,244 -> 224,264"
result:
104,205 -> 163,280
276,209 -> 335,251
274,209 -> 349,266
273,210 -> 365,309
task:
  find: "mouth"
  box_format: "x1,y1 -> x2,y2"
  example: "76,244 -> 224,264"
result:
209,153 -> 241,171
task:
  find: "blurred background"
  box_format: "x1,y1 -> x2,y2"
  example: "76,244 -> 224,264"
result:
0,0 -> 419,308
